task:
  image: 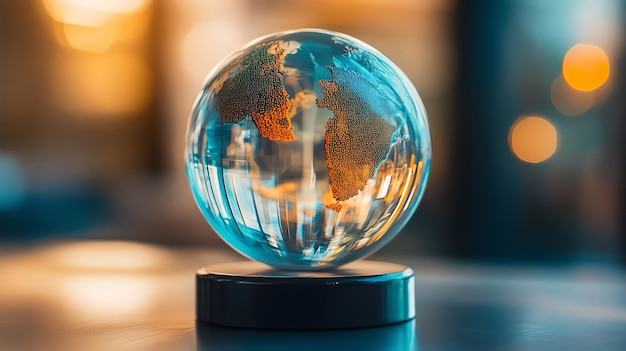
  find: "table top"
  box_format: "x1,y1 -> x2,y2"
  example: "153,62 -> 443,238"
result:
1,241 -> 625,351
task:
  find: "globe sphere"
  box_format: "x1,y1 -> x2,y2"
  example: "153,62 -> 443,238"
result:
186,29 -> 431,270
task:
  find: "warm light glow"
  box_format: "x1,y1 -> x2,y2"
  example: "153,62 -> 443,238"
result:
509,116 -> 558,163
0,241 -> 177,323
47,241 -> 173,321
562,44 -> 610,92
181,20 -> 246,79
43,0 -> 110,26
48,241 -> 175,272
62,22 -> 118,53
551,75 -> 595,116
50,8 -> 149,53
53,52 -> 151,116
42,0 -> 150,26
113,9 -> 150,44
58,274 -> 158,320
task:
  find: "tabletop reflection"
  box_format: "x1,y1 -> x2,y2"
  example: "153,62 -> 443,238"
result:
196,319 -> 417,351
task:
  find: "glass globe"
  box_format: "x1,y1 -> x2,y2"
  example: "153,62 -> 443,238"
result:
186,29 -> 431,270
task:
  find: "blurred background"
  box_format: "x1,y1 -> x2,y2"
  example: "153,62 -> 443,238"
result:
0,0 -> 624,265
1,2 -> 626,349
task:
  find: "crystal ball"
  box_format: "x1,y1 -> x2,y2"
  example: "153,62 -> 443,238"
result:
186,29 -> 431,270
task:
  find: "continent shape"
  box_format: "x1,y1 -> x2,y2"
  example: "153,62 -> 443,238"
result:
317,66 -> 396,212
214,42 -> 296,142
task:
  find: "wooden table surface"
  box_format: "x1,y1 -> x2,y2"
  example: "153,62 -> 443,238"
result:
1,241 -> 625,351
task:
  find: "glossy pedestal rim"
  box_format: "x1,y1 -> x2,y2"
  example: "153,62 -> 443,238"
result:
196,260 -> 415,329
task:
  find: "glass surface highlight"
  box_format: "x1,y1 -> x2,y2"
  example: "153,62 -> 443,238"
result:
186,29 -> 431,270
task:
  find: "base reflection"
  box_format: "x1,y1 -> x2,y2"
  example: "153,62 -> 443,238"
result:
196,319 -> 417,351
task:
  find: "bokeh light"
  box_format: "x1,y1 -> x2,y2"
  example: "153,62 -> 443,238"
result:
550,75 -> 595,116
61,22 -> 119,53
509,116 -> 558,164
43,0 -> 151,54
42,0 -> 150,26
562,44 -> 610,92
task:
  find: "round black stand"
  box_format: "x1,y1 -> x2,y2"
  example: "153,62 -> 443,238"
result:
196,260 -> 415,329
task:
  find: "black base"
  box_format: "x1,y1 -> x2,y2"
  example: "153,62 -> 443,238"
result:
196,260 -> 415,329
